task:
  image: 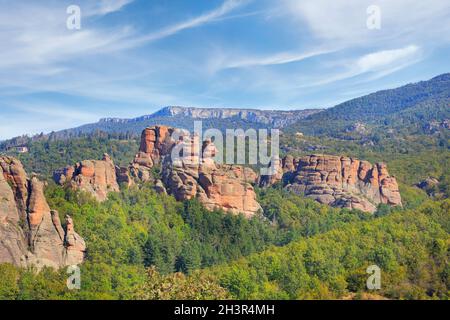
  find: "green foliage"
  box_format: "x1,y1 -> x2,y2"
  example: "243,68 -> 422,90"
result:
288,73 -> 450,137
210,200 -> 450,300
0,264 -> 20,299
256,187 -> 373,244
2,136 -> 139,178
132,266 -> 230,300
0,179 -> 383,300
0,121 -> 448,301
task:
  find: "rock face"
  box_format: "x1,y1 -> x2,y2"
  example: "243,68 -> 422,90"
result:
98,106 -> 324,131
162,138 -> 261,218
417,177 -> 440,196
128,126 -> 177,182
260,154 -> 402,213
131,126 -> 262,217
150,106 -> 323,128
0,156 -> 85,269
54,153 -> 119,201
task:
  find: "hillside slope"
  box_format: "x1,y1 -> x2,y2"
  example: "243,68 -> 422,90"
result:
288,73 -> 450,137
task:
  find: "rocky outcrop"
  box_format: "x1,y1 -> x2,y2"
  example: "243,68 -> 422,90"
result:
417,177 -> 440,196
1,156 -> 85,269
54,153 -> 119,201
64,215 -> 86,266
417,177 -> 439,190
128,126 -> 177,182
162,137 -> 261,218
130,126 -> 262,217
260,154 -> 402,213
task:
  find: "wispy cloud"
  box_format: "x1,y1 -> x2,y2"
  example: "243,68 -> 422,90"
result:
87,0 -> 134,16
281,0 -> 450,45
0,100 -> 101,138
0,0 -> 449,140
356,45 -> 420,72
120,0 -> 248,48
210,48 -> 336,72
8,102 -> 98,122
297,45 -> 422,88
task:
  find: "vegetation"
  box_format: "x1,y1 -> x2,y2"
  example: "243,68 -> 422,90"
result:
210,200 -> 450,300
2,135 -> 139,178
288,73 -> 450,137
0,74 -> 448,300
1,186 -> 447,300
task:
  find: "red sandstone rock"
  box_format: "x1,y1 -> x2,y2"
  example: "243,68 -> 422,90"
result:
0,156 -> 85,269
260,154 -> 402,213
54,153 -> 120,201
132,126 -> 262,217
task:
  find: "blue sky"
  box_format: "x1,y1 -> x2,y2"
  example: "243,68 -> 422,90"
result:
0,0 -> 449,139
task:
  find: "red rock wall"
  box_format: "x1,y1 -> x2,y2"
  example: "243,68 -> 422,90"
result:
1,156 -> 85,269
261,154 -> 402,213
54,153 -> 120,202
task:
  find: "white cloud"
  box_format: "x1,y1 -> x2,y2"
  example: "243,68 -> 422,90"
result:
0,100 -> 101,139
0,0 -> 247,111
297,45 -> 422,88
8,103 -> 98,122
121,0 -> 248,48
87,0 -> 134,16
210,48 -> 336,72
281,0 -> 450,46
356,45 -> 419,72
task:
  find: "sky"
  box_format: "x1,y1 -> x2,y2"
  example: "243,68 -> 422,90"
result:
0,0 -> 449,139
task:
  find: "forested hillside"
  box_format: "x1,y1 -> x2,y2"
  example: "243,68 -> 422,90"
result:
0,182 -> 447,300
288,73 -> 450,137
211,199 -> 449,300
3,136 -> 139,178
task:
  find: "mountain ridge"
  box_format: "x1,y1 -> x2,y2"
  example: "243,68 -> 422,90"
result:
95,106 -> 323,127
286,73 -> 450,136
1,73 -> 448,150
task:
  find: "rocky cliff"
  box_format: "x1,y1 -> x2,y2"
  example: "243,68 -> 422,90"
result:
148,106 -> 323,128
54,153 -> 120,201
128,126 -> 177,182
0,156 -> 85,269
260,154 -> 402,213
162,138 -> 261,218
130,126 -> 262,217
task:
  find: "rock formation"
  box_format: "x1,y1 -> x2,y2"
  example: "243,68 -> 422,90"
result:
0,156 -> 85,269
129,126 -> 262,217
162,137 -> 261,218
417,177 -> 440,196
260,154 -> 402,213
54,153 -> 120,201
128,126 -> 177,182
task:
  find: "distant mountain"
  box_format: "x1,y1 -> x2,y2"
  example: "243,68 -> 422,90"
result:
0,106 -> 322,151
2,73 -> 448,151
63,106 -> 323,136
287,73 -> 450,137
